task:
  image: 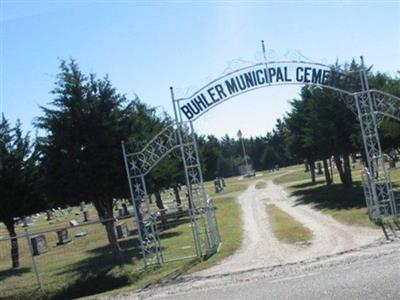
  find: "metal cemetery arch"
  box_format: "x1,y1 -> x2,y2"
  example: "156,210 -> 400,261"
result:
122,121 -> 220,267
123,42 -> 400,268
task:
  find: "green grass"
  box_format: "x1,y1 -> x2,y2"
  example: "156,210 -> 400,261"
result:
80,183 -> 246,299
288,180 -> 378,228
258,165 -> 304,180
272,163 -> 379,228
186,194 -> 243,274
277,164 -> 400,229
255,181 -> 267,189
274,168 -> 364,186
266,204 -> 313,245
274,170 -> 320,185
273,162 -> 365,186
0,176 -> 249,300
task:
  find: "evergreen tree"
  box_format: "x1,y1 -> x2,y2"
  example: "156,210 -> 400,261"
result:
0,116 -> 45,268
36,60 -> 164,257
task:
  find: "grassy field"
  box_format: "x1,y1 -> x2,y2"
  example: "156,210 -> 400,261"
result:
255,181 -> 267,189
266,204 -> 313,245
273,162 -> 400,228
2,162 -> 397,299
274,163 -> 364,186
81,177 -> 249,299
0,176 -> 251,300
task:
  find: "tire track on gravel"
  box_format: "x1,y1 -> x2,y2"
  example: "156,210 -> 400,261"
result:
110,176 -> 385,300
197,179 -> 380,276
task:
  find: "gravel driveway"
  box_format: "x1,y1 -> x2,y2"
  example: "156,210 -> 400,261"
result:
108,178 -> 390,300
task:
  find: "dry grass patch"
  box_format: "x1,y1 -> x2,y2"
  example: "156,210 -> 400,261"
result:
266,204 -> 313,245
255,181 -> 267,189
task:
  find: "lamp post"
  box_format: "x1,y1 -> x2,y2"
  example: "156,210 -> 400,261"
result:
237,129 -> 250,176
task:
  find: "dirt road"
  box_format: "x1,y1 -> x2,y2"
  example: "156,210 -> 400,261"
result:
197,179 -> 381,276
112,178 -> 386,299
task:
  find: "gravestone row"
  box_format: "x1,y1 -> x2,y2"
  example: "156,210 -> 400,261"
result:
28,221 -> 131,256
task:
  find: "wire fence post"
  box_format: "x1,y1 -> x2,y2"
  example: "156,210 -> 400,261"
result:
24,227 -> 44,292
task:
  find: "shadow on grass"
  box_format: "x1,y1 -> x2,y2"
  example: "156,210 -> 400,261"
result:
51,243 -> 149,299
292,182 -> 366,210
290,179 -> 325,189
1,213 -> 195,299
51,270 -> 134,300
0,267 -> 31,282
50,229 -> 184,299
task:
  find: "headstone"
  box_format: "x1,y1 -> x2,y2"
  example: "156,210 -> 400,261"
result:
118,208 -> 125,218
83,211 -> 89,222
69,219 -> 79,227
218,178 -> 224,191
304,160 -> 309,172
30,234 -> 48,256
220,179 -> 223,190
46,210 -> 53,221
116,222 -> 129,239
56,228 -> 72,245
317,162 -> 323,175
23,216 -> 33,227
214,178 -> 221,193
221,177 -> 226,187
75,231 -> 87,237
389,158 -> 396,168
122,203 -> 129,216
80,201 -> 86,212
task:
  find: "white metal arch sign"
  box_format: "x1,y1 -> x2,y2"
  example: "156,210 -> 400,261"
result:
123,44 -> 400,268
177,61 -> 359,121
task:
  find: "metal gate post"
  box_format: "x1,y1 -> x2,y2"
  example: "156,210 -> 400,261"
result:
121,141 -> 148,268
24,227 -> 43,292
189,121 -> 221,251
355,56 -> 396,221
122,142 -> 163,268
185,121 -> 212,253
170,87 -> 202,257
140,174 -> 164,264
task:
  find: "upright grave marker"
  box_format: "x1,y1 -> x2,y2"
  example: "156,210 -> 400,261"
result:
56,228 -> 72,245
31,234 -> 48,256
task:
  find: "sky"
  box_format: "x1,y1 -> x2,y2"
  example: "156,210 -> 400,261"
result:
1,0 -> 400,139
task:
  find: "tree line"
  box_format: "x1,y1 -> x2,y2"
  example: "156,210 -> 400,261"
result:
1,59 -> 399,267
